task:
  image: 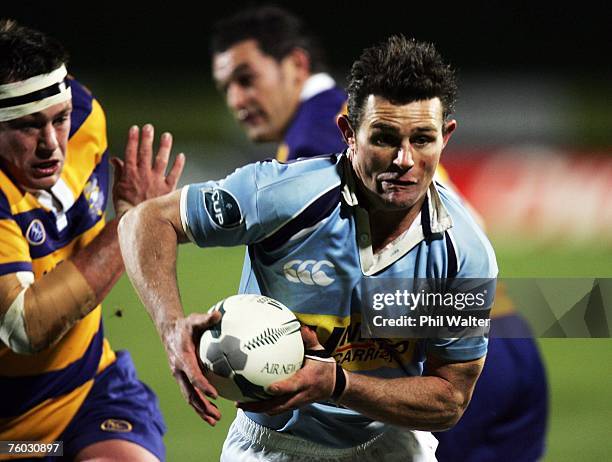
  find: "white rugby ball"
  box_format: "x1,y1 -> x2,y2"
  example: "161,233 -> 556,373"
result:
198,294 -> 304,402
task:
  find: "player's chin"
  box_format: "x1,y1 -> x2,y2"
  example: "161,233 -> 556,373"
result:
380,192 -> 420,211
245,125 -> 277,143
26,171 -> 61,190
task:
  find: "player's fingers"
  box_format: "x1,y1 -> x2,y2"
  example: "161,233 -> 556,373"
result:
184,363 -> 218,399
266,374 -> 304,396
165,153 -> 185,189
300,325 -> 322,349
137,123 -> 154,168
180,349 -> 219,398
176,371 -> 221,422
153,132 -> 172,174
188,310 -> 222,330
190,392 -> 221,421
124,125 -> 139,167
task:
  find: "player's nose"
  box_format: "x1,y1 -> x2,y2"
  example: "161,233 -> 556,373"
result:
37,124 -> 59,157
393,146 -> 414,170
227,84 -> 249,113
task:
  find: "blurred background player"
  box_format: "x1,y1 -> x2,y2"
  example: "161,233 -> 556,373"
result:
210,5 -> 347,162
0,20 -> 183,461
210,6 -> 548,461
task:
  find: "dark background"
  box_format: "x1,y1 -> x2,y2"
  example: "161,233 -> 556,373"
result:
5,1 -> 611,75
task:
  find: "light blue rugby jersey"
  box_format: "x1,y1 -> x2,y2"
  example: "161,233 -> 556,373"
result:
180,153 -> 497,448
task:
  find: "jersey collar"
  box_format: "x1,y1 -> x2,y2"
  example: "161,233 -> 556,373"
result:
300,73 -> 336,102
340,154 -> 453,274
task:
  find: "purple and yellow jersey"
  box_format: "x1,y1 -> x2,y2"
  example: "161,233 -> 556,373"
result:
276,75 -> 347,162
0,79 -> 115,449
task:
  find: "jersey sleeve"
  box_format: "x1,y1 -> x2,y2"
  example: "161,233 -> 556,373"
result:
180,163 -> 264,247
180,157 -> 342,248
0,196 -> 32,276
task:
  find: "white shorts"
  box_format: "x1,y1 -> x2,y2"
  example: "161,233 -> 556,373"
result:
221,410 -> 438,462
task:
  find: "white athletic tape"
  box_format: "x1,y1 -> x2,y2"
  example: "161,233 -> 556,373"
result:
0,65 -> 71,121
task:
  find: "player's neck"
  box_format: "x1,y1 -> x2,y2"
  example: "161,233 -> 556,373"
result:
367,196 -> 425,254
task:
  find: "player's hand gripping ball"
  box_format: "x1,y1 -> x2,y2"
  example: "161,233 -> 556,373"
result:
198,294 -> 304,402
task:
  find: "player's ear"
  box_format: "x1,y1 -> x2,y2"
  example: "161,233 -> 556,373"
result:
337,115 -> 355,149
286,47 -> 310,79
442,119 -> 457,148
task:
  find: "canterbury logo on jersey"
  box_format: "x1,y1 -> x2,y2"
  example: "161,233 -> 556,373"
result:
283,259 -> 335,286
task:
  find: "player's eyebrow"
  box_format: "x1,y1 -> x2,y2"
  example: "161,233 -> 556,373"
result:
6,104 -> 72,128
217,63 -> 253,93
370,122 -> 400,132
411,125 -> 438,134
371,121 -> 438,135
55,106 -> 72,118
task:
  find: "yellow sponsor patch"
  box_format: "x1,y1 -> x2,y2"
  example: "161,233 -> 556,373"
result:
295,312 -> 416,372
100,419 -> 133,433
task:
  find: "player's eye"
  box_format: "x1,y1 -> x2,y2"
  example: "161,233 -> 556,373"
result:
11,120 -> 41,133
411,135 -> 433,146
53,115 -> 69,126
371,133 -> 399,147
236,73 -> 254,88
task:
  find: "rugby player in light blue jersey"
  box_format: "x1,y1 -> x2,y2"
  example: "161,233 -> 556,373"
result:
212,8 -> 548,461
119,35 -> 497,461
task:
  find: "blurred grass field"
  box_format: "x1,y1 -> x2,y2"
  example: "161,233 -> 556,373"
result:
104,241 -> 612,461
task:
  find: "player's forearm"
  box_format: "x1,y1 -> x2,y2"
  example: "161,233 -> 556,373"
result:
118,196 -> 185,342
338,372 -> 469,431
71,216 -> 124,303
22,218 -> 125,352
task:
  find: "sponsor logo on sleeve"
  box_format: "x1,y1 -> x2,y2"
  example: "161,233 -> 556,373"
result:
100,418 -> 133,433
204,188 -> 242,229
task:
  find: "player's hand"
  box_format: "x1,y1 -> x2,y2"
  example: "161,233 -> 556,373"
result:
161,311 -> 223,425
237,326 -> 336,415
111,124 -> 185,217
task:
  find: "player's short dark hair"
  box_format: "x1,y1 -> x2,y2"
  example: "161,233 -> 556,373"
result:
0,19 -> 69,84
347,35 -> 457,131
210,5 -> 326,73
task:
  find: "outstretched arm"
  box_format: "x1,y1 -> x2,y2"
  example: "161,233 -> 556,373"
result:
0,125 -> 184,353
118,190 -> 222,425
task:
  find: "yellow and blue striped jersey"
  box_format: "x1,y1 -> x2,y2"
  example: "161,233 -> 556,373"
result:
0,79 -> 116,447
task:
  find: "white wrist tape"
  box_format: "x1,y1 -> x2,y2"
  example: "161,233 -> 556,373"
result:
0,261 -> 96,354
0,272 -> 34,354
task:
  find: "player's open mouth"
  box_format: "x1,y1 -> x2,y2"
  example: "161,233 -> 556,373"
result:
237,109 -> 264,126
381,179 -> 417,188
32,160 -> 60,177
